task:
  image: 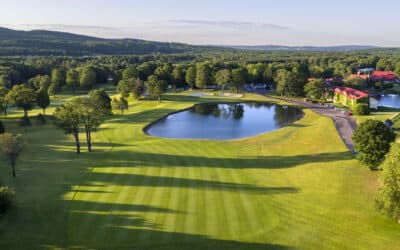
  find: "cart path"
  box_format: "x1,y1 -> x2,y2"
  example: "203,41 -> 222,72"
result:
282,99 -> 357,154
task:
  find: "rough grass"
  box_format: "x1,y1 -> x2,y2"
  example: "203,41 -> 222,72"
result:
0,92 -> 399,250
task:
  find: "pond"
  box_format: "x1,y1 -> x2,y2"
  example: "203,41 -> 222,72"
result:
145,102 -> 303,140
378,94 -> 400,108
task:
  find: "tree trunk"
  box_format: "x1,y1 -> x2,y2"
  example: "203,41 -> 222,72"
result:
43,108 -> 46,115
24,109 -> 28,118
158,96 -> 161,103
85,126 -> 92,152
73,130 -> 81,154
10,157 -> 16,178
4,102 -> 7,116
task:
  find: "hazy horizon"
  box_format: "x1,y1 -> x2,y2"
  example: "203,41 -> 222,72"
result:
2,0 -> 400,46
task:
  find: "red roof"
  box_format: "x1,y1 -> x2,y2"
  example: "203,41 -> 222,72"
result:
334,87 -> 369,100
370,71 -> 397,81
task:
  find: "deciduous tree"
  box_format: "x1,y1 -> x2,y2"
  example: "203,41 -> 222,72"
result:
88,89 -> 112,116
376,143 -> 400,223
36,89 -> 50,115
304,79 -> 325,100
5,85 -> 36,118
352,120 -> 396,170
54,103 -> 81,153
1,133 -> 24,177
80,67 -> 96,90
231,68 -> 246,93
145,75 -> 167,102
195,63 -> 211,89
185,66 -> 196,86
111,97 -> 128,114
66,69 -> 80,92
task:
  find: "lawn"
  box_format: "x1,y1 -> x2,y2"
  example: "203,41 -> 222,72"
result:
0,92 -> 399,250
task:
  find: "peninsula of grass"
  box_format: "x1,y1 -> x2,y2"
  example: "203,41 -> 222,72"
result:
0,92 -> 399,250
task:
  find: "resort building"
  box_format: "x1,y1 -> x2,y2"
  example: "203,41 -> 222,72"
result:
349,70 -> 399,83
369,71 -> 398,82
333,87 -> 369,109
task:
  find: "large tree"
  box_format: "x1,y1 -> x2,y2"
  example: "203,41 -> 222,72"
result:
145,75 -> 167,102
1,133 -> 24,177
215,69 -> 231,90
54,103 -> 82,153
122,67 -> 138,80
0,87 -> 9,116
352,120 -> 396,170
80,66 -> 97,90
275,69 -> 305,97
304,79 -> 325,100
66,69 -> 80,92
185,66 -> 196,86
88,89 -> 112,116
132,78 -> 144,99
36,89 -> 50,115
231,68 -> 246,93
111,97 -> 128,114
117,79 -> 133,98
275,69 -> 290,97
5,85 -> 36,118
195,63 -> 211,89
72,97 -> 105,152
172,66 -> 186,88
50,69 -> 65,95
376,143 -> 400,223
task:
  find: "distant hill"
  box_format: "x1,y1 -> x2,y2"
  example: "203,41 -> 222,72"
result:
0,27 -> 224,56
0,27 -> 384,56
224,45 -> 379,52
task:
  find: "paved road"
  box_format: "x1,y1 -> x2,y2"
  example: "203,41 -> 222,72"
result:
287,99 -> 357,154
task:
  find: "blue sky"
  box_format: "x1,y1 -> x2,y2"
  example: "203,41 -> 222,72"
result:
2,0 -> 400,46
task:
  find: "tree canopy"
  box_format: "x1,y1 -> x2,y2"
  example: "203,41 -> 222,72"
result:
5,85 -> 36,118
145,75 -> 167,102
376,143 -> 400,223
352,120 -> 396,170
1,133 -> 24,177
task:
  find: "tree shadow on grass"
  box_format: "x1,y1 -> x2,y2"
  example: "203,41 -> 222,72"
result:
44,209 -> 291,250
91,150 -> 354,170
77,172 -> 299,195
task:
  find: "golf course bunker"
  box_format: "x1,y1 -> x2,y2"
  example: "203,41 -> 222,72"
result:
145,102 -> 303,140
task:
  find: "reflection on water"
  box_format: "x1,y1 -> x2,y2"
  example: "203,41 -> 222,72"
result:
378,95 -> 400,108
146,102 -> 303,140
191,103 -> 245,120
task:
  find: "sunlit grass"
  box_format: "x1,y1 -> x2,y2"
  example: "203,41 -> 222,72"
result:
0,92 -> 399,249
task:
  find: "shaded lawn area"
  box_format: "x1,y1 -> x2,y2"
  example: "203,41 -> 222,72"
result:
0,93 -> 399,249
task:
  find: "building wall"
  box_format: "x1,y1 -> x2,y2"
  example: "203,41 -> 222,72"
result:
334,93 -> 369,109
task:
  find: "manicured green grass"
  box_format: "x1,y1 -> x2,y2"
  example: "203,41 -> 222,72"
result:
0,92 -> 399,250
353,111 -> 399,125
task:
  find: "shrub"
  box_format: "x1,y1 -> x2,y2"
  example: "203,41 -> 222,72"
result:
352,120 -> 396,170
0,120 -> 4,134
354,103 -> 370,115
0,186 -> 15,213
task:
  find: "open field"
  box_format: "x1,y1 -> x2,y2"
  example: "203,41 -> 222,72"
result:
0,93 -> 399,250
